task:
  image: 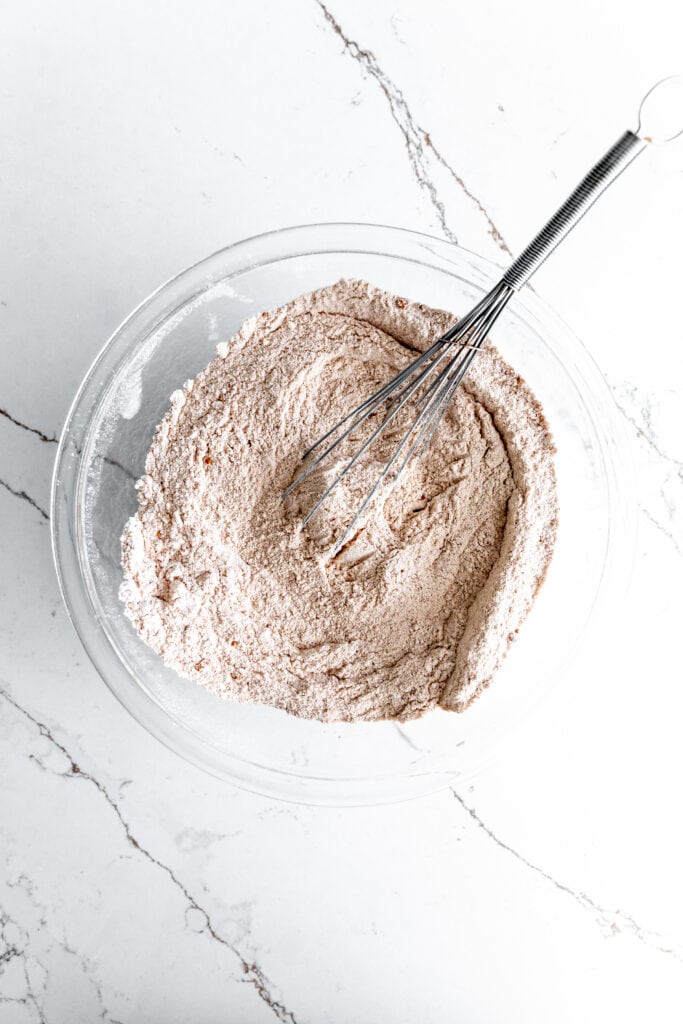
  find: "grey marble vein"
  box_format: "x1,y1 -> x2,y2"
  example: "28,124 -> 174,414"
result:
101,456 -> 136,483
59,936 -> 124,1024
421,132 -> 512,256
0,908 -> 48,1024
392,723 -> 424,753
642,506 -> 682,555
0,479 -> 49,521
0,688 -> 300,1024
1,893 -> 125,1024
452,788 -> 683,962
611,384 -> 683,555
1,402 -> 137,498
315,0 -> 455,243
612,388 -> 683,477
0,408 -> 57,445
315,1 -> 511,256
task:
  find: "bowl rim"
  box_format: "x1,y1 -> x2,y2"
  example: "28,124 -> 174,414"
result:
50,222 -> 637,805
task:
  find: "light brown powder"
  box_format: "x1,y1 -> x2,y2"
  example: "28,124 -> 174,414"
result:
120,280 -> 558,721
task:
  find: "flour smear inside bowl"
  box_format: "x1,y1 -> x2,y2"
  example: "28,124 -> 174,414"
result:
120,280 -> 558,722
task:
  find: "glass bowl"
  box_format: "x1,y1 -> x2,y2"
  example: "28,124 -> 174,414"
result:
51,224 -> 635,805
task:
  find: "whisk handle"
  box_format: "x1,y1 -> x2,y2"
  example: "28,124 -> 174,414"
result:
502,130 -> 646,291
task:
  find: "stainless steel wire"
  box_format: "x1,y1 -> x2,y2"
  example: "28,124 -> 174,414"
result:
283,104 -> 671,555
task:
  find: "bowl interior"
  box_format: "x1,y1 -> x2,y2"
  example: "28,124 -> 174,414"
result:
53,225 -> 634,804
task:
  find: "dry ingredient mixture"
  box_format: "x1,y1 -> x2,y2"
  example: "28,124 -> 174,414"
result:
120,280 -> 558,722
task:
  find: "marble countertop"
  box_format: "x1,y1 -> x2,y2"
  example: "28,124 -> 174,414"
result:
2,2 -> 683,1021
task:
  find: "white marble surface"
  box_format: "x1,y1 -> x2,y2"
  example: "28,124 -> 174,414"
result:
2,1 -> 683,1020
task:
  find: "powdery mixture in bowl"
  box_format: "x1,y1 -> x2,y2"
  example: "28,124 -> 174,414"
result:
120,280 -> 558,722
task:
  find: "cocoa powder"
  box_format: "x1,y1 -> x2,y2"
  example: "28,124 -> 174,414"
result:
120,280 -> 558,721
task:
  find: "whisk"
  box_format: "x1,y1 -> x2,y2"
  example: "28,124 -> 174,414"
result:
284,76 -> 683,556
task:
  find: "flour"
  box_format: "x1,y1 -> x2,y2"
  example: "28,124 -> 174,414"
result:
120,280 -> 558,721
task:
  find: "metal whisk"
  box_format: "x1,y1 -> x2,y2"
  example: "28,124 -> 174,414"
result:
284,77 -> 683,556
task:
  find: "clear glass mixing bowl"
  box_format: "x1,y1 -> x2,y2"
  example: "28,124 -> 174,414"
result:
51,224 -> 635,805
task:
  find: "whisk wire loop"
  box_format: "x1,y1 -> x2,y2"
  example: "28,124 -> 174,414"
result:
283,102 -> 667,551
286,281 -> 514,552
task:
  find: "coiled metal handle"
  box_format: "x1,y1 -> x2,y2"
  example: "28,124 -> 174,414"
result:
502,130 -> 646,291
